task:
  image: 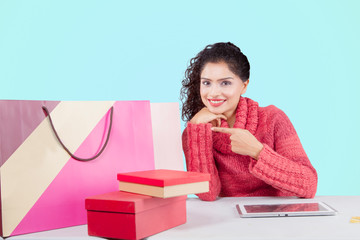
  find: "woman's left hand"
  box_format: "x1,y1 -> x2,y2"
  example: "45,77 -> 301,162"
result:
211,127 -> 264,160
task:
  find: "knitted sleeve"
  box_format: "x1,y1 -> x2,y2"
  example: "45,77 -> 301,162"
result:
182,122 -> 221,201
249,107 -> 318,198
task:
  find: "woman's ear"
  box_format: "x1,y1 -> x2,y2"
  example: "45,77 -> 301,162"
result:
241,79 -> 249,95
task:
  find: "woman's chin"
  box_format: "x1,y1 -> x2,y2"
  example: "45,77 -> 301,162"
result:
207,106 -> 224,115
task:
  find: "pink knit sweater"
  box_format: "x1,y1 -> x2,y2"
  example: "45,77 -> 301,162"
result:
182,97 -> 317,201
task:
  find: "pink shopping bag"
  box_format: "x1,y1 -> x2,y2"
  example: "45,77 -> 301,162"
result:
150,102 -> 184,171
0,100 -> 155,237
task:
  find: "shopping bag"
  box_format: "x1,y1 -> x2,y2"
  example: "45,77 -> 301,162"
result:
150,102 -> 184,171
0,100 -> 156,237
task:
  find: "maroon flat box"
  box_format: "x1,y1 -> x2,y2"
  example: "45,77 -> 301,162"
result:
85,191 -> 186,240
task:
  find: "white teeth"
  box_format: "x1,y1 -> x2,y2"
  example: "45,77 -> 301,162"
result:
210,100 -> 225,103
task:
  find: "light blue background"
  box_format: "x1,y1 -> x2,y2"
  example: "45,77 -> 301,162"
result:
1,0 -> 359,195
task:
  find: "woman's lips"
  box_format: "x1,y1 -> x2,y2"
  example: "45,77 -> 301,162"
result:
208,99 -> 226,107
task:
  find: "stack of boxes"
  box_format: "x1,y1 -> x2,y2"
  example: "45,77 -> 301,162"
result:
85,169 -> 210,240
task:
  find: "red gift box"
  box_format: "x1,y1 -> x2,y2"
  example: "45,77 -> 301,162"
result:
117,169 -> 210,198
85,191 -> 186,240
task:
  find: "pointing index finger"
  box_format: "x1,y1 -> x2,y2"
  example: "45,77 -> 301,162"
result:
211,127 -> 235,134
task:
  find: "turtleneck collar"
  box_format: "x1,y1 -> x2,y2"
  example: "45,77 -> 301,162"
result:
213,96 -> 259,153
219,96 -> 259,134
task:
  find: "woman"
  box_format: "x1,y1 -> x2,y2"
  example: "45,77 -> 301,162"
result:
180,42 -> 317,201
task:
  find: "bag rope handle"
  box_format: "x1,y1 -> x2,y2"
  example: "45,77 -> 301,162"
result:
42,106 -> 113,162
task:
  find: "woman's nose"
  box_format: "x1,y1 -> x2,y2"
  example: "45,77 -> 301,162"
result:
209,85 -> 221,97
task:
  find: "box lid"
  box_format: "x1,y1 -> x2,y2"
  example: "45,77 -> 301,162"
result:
117,169 -> 210,187
85,191 -> 186,213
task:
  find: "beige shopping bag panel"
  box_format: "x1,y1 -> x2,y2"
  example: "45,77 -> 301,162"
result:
150,103 -> 184,171
0,101 -> 115,236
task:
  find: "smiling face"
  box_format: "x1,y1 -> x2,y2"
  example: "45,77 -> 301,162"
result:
200,61 -> 249,121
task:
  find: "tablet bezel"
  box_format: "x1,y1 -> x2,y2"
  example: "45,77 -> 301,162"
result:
236,201 -> 337,218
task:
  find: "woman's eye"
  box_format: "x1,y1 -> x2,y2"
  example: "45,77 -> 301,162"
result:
221,81 -> 232,86
202,81 -> 210,86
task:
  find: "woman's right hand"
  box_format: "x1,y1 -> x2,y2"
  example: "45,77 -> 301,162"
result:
189,107 -> 227,127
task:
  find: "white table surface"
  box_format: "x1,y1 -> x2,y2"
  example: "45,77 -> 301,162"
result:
3,196 -> 360,240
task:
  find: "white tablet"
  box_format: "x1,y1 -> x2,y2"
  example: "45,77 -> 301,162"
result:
236,201 -> 337,218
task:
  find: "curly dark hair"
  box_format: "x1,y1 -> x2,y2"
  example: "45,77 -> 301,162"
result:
180,42 -> 250,122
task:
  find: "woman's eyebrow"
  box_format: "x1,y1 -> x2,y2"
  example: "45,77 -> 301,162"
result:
201,77 -> 234,81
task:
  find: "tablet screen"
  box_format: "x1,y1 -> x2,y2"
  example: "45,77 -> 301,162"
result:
237,201 -> 337,218
244,202 -> 326,213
